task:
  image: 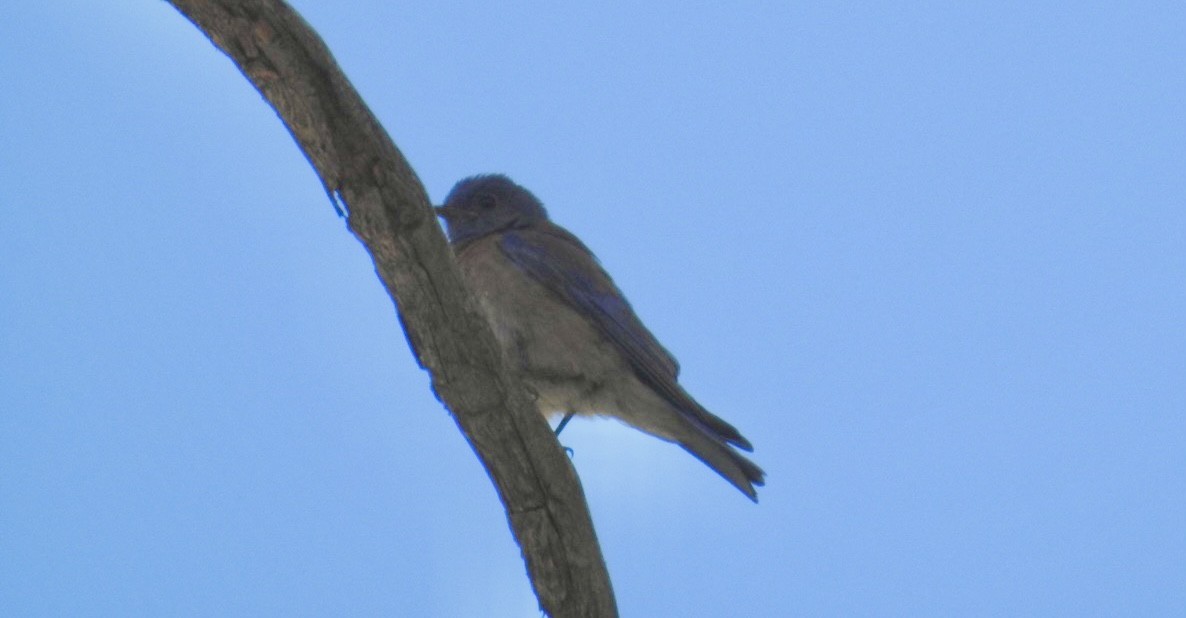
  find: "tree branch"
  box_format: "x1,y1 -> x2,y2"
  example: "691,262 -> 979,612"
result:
164,1 -> 617,615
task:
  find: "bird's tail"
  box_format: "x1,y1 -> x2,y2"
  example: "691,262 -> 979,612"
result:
678,429 -> 766,502
611,386 -> 765,500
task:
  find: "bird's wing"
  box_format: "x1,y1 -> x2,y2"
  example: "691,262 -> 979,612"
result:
499,226 -> 752,451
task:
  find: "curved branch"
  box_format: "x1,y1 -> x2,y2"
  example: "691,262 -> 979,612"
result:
164,1 -> 617,615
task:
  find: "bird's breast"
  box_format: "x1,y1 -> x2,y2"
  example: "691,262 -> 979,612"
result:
456,236 -> 626,417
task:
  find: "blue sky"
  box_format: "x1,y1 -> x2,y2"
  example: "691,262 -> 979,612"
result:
2,2 -> 1183,616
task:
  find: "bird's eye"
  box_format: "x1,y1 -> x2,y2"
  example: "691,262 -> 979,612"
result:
477,194 -> 497,210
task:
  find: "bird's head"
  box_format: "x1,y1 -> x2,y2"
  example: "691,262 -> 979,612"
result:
435,174 -> 549,244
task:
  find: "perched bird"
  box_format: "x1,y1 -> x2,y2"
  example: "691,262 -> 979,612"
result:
436,175 -> 765,501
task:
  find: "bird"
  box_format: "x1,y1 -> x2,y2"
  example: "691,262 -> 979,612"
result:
435,174 -> 765,501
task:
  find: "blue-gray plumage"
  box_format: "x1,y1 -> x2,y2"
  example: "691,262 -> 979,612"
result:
436,174 -> 765,501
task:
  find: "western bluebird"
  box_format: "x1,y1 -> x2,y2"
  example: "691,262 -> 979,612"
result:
436,175 -> 765,501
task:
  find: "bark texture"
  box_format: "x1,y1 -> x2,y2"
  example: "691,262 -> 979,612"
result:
165,2 -> 617,616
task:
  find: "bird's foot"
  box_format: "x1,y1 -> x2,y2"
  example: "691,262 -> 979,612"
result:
555,411 -> 576,458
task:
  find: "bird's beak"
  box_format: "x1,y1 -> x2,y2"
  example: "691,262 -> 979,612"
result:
434,205 -> 474,221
